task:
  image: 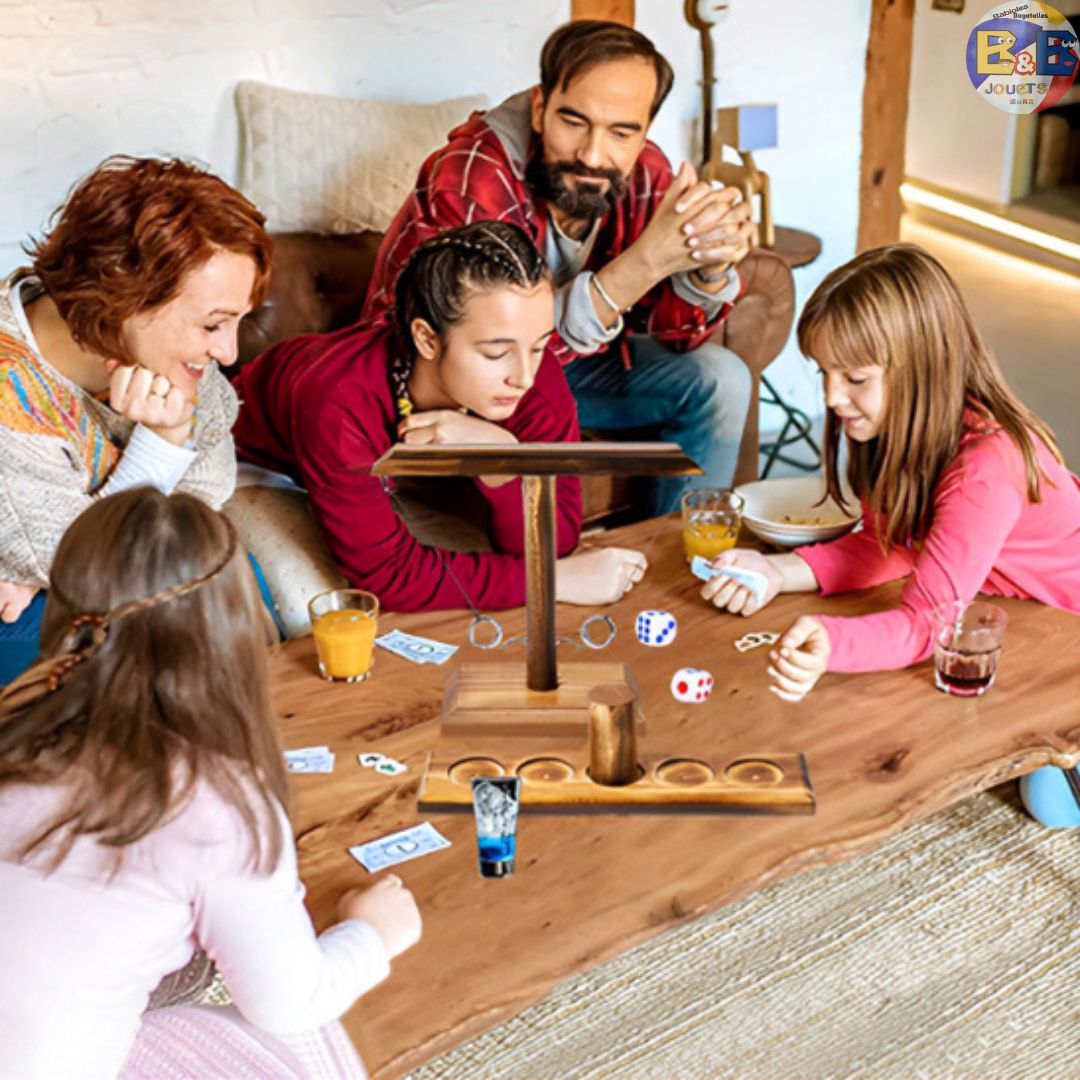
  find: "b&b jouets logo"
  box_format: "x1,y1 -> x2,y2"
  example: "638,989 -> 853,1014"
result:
967,1 -> 1079,113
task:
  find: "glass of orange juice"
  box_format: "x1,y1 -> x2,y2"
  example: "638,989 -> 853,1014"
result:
681,488 -> 744,563
308,589 -> 379,682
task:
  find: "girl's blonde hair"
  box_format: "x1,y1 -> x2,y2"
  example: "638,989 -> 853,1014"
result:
798,243 -> 1061,550
0,489 -> 287,871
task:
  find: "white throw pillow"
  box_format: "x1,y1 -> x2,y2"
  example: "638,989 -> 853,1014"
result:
235,80 -> 487,234
224,485 -> 346,639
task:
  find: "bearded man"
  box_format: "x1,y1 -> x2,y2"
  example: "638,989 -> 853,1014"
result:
364,20 -> 754,515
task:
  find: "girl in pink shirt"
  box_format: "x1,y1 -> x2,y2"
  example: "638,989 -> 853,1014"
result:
700,244 -> 1080,828
0,488 -> 422,1078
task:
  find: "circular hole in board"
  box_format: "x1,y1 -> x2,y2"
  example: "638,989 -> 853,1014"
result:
516,757 -> 575,783
584,763 -> 646,785
724,759 -> 784,786
655,759 -> 715,786
448,757 -> 505,784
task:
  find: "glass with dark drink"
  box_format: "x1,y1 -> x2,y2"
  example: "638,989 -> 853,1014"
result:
931,600 -> 1008,697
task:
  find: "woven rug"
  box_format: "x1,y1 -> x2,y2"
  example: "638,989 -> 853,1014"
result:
406,786 -> 1079,1080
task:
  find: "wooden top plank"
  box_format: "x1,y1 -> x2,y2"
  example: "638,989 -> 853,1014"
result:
370,442 -> 702,477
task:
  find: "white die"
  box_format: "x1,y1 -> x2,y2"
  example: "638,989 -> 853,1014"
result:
670,668 -> 714,703
636,610 -> 677,647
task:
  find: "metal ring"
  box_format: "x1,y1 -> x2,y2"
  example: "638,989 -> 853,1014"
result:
468,613 -> 504,650
579,613 -> 616,650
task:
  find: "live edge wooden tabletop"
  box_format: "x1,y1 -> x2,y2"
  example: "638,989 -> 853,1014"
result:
271,515 -> 1080,1078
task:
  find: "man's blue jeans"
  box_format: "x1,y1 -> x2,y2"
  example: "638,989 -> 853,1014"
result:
564,335 -> 752,517
0,554 -> 285,687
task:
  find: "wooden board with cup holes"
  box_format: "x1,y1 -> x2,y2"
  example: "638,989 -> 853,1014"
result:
417,739 -> 815,815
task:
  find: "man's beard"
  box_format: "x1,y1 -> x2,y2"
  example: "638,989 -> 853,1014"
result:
527,156 -> 629,221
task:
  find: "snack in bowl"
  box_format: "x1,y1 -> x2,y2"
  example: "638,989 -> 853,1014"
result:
778,512 -> 852,527
734,476 -> 858,548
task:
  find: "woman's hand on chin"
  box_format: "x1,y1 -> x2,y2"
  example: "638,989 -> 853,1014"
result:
106,361 -> 194,447
555,547 -> 648,605
397,410 -> 518,447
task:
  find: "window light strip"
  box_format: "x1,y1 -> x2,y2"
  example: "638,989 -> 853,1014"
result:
900,182 -> 1080,264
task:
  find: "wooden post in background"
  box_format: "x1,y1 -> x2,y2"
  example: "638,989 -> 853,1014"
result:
571,0 -> 634,24
857,0 -> 916,251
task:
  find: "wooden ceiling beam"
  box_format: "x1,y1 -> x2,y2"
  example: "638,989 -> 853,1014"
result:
571,0 -> 634,25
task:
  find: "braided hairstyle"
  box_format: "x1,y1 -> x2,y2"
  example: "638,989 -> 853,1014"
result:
0,488 -> 287,872
390,221 -> 549,422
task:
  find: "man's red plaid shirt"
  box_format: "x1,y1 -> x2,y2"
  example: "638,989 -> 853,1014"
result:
362,107 -> 737,368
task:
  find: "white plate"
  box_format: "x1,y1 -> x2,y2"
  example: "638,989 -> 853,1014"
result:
734,476 -> 858,548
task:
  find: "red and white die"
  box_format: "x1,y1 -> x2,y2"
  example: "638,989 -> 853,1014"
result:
670,668 -> 714,703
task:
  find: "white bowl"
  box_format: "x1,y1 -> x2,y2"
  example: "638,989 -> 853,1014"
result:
734,476 -> 858,548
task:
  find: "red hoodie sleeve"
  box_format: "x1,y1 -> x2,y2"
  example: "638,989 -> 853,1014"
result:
475,356 -> 583,557
290,390 -> 529,613
364,142 -> 538,329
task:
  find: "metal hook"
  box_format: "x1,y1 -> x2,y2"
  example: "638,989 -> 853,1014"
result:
468,613 -> 504,650
579,614 -> 617,650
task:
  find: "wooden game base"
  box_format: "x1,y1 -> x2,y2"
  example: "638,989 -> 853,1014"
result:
443,661 -> 645,737
417,741 -> 815,816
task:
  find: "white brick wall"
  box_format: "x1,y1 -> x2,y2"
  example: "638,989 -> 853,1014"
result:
639,0 -> 872,418
1,0 -> 871,419
0,0 -> 568,268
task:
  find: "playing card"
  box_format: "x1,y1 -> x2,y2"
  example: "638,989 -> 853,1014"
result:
285,747 -> 335,773
690,557 -> 769,604
375,629 -> 458,665
374,757 -> 406,775
358,753 -> 387,767
349,822 -> 451,873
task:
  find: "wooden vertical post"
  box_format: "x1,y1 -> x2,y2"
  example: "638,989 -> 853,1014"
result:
523,475 -> 558,692
571,0 -> 634,25
857,0 -> 916,251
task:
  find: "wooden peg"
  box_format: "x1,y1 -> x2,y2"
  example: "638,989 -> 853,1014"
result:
588,683 -> 640,786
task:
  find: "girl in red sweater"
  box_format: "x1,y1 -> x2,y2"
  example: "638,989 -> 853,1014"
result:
234,222 -> 646,613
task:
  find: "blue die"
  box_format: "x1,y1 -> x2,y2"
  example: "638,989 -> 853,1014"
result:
636,610 -> 677,647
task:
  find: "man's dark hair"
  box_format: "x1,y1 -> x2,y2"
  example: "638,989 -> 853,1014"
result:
539,20 -> 674,120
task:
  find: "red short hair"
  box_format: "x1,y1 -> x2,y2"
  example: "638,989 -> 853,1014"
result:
29,156 -> 273,362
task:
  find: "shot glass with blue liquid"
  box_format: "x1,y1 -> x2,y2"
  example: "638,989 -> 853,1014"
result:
471,776 -> 522,878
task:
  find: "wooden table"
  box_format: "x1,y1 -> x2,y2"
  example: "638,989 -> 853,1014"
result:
274,515 -> 1080,1077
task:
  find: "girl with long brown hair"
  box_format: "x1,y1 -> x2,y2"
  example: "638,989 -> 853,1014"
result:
699,244 -> 1080,826
0,488 -> 421,1077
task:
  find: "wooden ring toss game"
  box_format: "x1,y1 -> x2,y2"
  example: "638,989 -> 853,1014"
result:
371,442 -> 816,815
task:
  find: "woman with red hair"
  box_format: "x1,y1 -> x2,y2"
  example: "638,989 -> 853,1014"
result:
0,156 -> 273,682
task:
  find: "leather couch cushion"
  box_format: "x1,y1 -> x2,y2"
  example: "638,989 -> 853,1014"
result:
238,231 -> 383,368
